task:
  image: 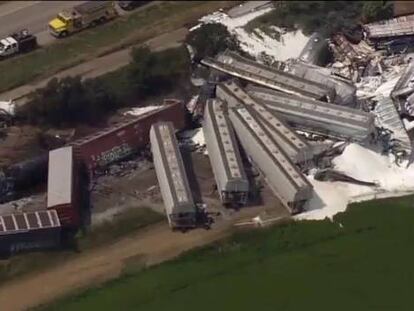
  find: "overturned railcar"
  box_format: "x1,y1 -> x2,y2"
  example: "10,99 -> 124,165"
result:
201,50 -> 336,102
47,146 -> 89,229
217,81 -> 314,165
203,99 -> 249,206
0,210 -> 61,256
150,122 -> 197,230
228,106 -> 313,214
71,100 -> 187,174
246,85 -> 376,142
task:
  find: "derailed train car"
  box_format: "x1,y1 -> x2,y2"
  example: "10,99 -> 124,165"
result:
47,146 -> 90,229
216,81 -> 314,165
71,100 -> 187,174
201,50 -> 336,102
246,85 -> 376,142
228,106 -> 313,214
0,210 -> 61,256
150,122 -> 197,231
203,99 -> 249,206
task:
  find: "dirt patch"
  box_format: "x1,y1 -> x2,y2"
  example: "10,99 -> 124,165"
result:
0,125 -> 43,167
0,206 -> 273,311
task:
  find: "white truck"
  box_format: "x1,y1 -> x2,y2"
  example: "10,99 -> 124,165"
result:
0,30 -> 38,59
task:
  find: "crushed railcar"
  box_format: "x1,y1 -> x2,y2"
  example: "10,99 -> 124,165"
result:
203,99 -> 249,206
364,14 -> 414,40
216,81 -> 314,165
201,50 -> 336,102
285,60 -> 357,107
70,100 -> 187,174
150,122 -> 197,231
391,61 -> 414,100
0,210 -> 61,256
228,106 -> 313,214
246,84 -> 376,142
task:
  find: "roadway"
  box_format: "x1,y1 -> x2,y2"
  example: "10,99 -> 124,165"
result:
0,1 -> 86,46
0,27 -> 189,104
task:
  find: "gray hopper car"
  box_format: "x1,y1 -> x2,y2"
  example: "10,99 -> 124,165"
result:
150,122 -> 197,230
246,85 -> 376,142
203,99 -> 249,206
228,106 -> 313,214
287,60 -> 357,107
216,81 -> 314,165
201,50 -> 336,102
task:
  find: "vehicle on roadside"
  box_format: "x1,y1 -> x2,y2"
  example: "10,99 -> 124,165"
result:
48,1 -> 118,38
118,1 -> 151,11
0,29 -> 37,59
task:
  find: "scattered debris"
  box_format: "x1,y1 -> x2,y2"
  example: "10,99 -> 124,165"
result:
314,169 -> 378,187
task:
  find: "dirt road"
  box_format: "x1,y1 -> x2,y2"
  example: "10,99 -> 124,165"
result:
0,27 -> 189,106
0,207 -> 273,311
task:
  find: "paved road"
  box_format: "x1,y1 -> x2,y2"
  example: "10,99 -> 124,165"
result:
0,27 -> 189,104
0,1 -> 86,46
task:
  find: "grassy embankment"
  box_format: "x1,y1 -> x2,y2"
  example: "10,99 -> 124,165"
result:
0,208 -> 163,285
42,195 -> 414,311
0,1 -> 240,94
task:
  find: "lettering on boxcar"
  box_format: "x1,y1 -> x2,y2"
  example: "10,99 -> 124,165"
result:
96,143 -> 133,167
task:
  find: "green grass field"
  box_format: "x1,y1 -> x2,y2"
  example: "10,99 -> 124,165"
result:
42,195 -> 414,311
0,1 -> 238,94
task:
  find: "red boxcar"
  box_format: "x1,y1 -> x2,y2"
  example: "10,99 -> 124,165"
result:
70,100 -> 187,173
47,145 -> 90,228
47,146 -> 81,227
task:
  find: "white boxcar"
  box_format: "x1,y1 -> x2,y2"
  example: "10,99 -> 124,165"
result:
246,84 -> 376,142
229,106 -> 313,214
150,122 -> 197,230
216,81 -> 314,165
203,99 -> 249,206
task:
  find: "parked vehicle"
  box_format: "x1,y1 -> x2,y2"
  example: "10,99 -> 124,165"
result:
48,1 -> 118,38
118,1 -> 151,11
0,29 -> 37,58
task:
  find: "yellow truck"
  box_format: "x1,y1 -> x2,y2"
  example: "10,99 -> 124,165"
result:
48,1 -> 118,38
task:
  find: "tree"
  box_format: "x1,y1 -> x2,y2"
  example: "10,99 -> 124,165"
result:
268,1 -> 392,37
128,45 -> 190,97
361,1 -> 393,23
16,76 -> 118,127
185,23 -> 241,62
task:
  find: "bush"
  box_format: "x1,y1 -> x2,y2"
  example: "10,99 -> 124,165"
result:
128,45 -> 191,97
259,1 -> 393,37
185,23 -> 241,62
16,76 -> 119,127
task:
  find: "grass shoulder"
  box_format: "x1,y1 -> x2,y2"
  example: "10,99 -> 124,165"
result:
40,195 -> 414,311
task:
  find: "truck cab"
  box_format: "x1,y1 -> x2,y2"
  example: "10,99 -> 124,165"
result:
49,11 -> 81,37
49,1 -> 118,38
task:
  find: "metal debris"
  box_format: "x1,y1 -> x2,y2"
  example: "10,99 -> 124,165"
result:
314,169 -> 378,187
